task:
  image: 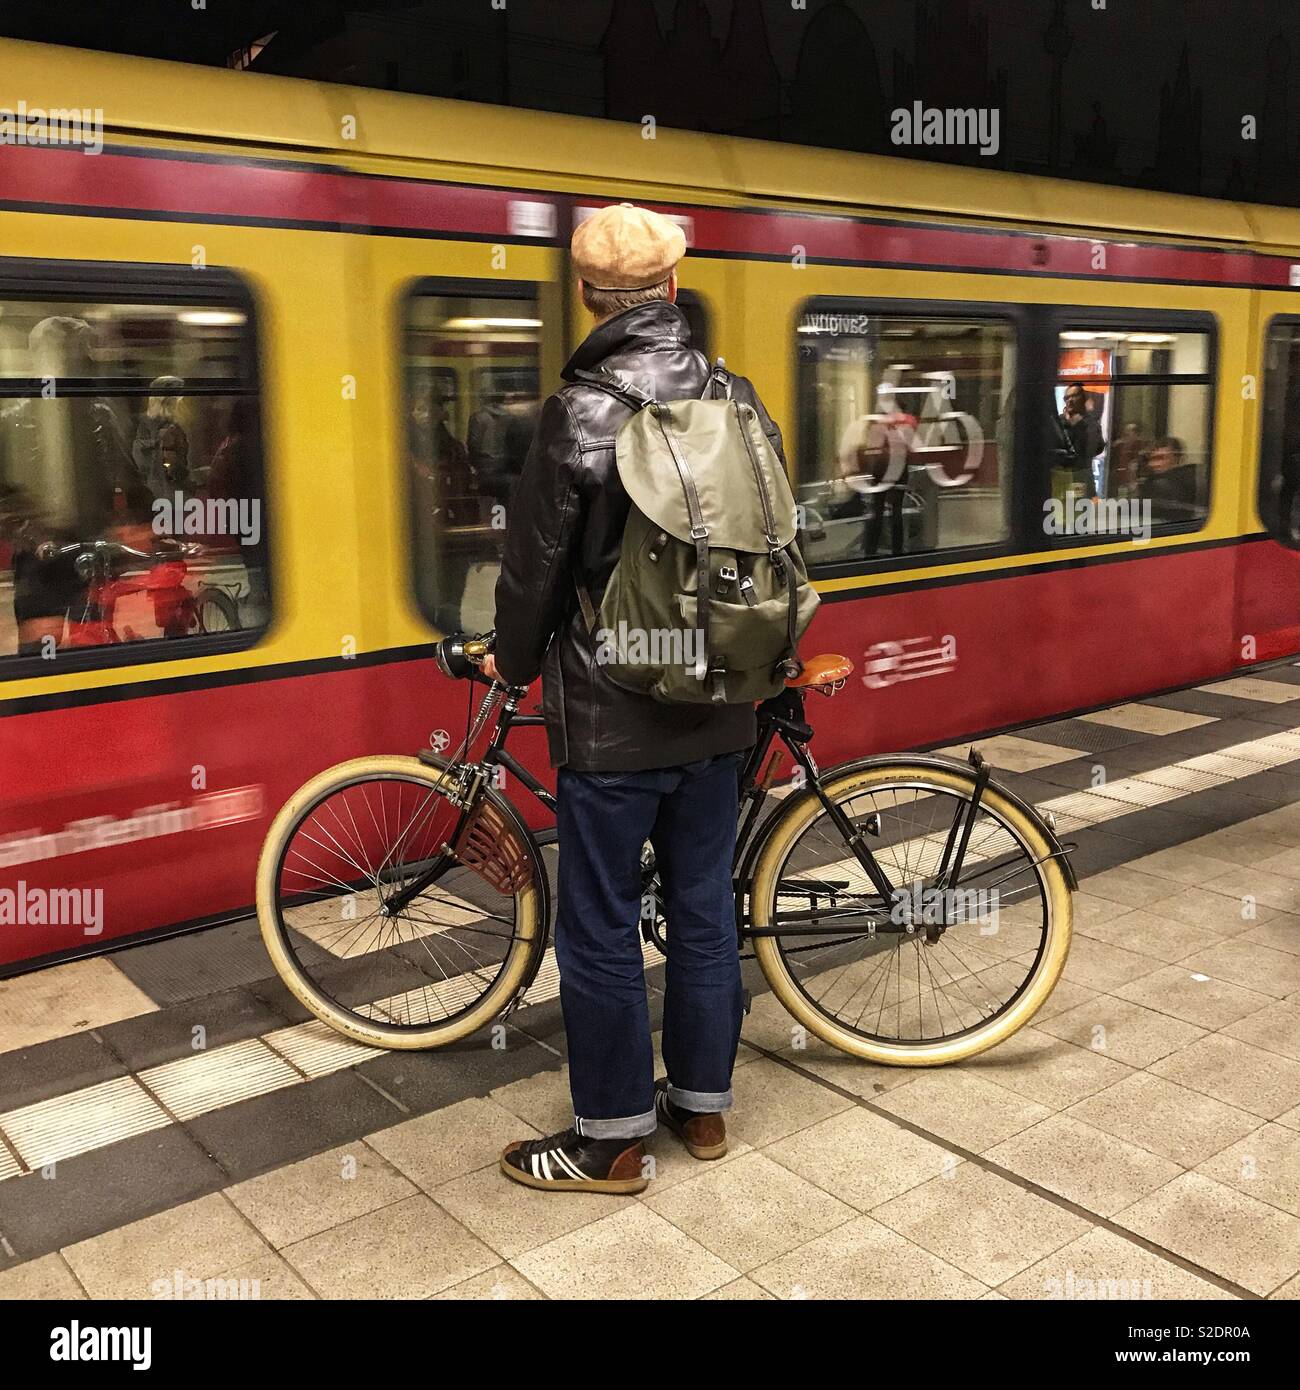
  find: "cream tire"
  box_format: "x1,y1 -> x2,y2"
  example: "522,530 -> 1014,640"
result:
256,755 -> 543,1050
750,762 -> 1072,1066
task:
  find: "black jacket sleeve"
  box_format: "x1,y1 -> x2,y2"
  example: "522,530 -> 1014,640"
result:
492,391 -> 586,686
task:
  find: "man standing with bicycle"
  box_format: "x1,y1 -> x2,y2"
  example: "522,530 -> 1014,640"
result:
483,203 -> 793,1193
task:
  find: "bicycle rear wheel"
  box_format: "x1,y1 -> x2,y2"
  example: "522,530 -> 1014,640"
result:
748,760 -> 1072,1065
256,756 -> 546,1049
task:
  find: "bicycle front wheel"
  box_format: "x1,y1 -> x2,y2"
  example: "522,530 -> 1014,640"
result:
256,756 -> 546,1050
749,761 -> 1072,1065
196,587 -> 241,633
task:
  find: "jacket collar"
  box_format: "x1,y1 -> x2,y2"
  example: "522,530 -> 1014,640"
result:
562,301 -> 690,380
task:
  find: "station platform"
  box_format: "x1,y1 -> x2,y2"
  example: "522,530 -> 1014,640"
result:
2,668 -> 1300,1301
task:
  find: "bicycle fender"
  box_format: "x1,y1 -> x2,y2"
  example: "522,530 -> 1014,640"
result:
812,751 -> 1079,892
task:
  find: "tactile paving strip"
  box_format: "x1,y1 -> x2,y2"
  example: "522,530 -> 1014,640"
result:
139,1038 -> 302,1122
0,1139 -> 21,1181
0,1076 -> 170,1170
261,1021 -> 385,1078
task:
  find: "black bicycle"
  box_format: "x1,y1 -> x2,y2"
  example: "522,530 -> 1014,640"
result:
256,632 -> 1075,1065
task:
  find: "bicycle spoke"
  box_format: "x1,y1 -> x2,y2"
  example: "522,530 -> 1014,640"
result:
768,775 -> 1053,1046
270,772 -> 533,1035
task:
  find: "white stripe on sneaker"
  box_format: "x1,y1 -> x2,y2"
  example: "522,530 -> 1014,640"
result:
552,1147 -> 586,1180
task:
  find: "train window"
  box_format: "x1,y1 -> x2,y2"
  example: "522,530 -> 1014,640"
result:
1049,326 -> 1212,537
0,293 -> 265,666
404,284 -> 543,633
1260,319 -> 1300,549
795,306 -> 1015,568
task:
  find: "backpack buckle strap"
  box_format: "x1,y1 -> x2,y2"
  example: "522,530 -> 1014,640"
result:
691,528 -> 711,681
654,411 -> 713,682
775,546 -> 802,677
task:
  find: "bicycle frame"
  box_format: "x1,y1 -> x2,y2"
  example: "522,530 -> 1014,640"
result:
383,674 -> 1004,952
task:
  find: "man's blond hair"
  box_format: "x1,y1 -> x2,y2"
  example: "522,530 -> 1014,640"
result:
580,277 -> 671,320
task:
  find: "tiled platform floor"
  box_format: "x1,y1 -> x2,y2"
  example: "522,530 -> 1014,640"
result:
3,673 -> 1300,1300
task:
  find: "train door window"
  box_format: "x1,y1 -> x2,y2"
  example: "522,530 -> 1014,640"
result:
1260,318 -> 1300,549
676,288 -> 711,361
0,279 -> 265,670
1048,323 -> 1213,540
404,282 -> 544,633
795,302 -> 1015,570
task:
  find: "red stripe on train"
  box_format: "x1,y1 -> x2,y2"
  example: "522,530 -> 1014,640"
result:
0,141 -> 1297,288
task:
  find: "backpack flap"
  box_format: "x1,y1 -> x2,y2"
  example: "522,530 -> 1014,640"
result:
614,400 -> 797,553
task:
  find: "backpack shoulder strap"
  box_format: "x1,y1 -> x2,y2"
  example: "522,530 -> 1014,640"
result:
699,355 -> 733,401
569,367 -> 655,633
572,367 -> 656,412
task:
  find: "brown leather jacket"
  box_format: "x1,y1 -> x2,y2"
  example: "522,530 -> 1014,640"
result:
493,301 -> 787,772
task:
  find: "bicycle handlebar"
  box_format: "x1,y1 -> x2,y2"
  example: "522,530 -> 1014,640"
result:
35,537 -> 205,565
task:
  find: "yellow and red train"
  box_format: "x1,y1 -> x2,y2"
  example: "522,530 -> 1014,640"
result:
2,38 -> 1300,971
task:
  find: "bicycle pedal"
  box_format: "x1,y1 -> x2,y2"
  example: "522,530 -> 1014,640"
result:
741,988 -> 752,1017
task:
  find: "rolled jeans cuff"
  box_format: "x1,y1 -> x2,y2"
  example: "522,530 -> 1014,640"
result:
668,1084 -> 733,1114
576,1109 -> 658,1140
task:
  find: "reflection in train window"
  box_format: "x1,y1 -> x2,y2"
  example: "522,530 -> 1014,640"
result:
404,286 -> 543,633
796,307 -> 1014,568
1260,319 -> 1300,549
0,295 -> 266,666
1050,327 -> 1212,533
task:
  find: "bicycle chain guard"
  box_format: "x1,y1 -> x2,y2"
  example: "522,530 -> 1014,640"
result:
451,797 -> 534,894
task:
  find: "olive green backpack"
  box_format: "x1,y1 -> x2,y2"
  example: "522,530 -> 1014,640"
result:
573,360 -> 819,705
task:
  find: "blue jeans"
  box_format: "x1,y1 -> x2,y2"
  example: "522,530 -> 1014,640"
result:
555,751 -> 745,1140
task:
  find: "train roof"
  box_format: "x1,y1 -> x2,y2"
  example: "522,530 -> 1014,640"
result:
5,36 -> 1300,255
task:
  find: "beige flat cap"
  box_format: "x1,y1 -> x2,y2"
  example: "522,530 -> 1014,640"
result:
572,202 -> 686,291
